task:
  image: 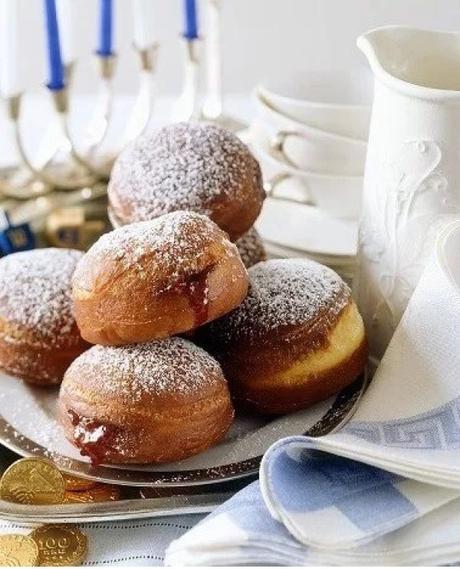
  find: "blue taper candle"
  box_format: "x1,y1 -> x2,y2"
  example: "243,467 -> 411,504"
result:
183,0 -> 198,40
98,0 -> 114,56
43,0 -> 65,90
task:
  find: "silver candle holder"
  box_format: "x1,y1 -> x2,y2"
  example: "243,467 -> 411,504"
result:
120,43 -> 159,146
84,53 -> 117,154
172,0 -> 246,132
172,36 -> 201,123
0,43 -> 159,201
200,0 -> 246,133
0,96 -> 52,200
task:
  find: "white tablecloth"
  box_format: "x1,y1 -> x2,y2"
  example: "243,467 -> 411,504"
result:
0,515 -> 205,566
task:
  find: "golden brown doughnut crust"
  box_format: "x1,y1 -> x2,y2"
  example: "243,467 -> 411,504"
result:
198,259 -> 368,415
0,249 -> 89,386
109,207 -> 268,271
107,122 -> 265,241
72,211 -> 249,345
58,338 -> 234,464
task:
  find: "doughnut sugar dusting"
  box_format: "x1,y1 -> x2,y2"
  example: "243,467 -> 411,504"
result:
74,210 -> 238,293
210,258 -> 350,341
110,122 -> 260,217
0,248 -> 83,346
108,122 -> 265,240
72,210 -> 249,344
235,227 -> 267,268
66,338 -> 224,402
199,258 -> 367,415
0,248 -> 89,386
59,337 -> 235,464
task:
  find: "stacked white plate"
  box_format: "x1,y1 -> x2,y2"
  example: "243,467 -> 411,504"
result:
247,70 -> 373,281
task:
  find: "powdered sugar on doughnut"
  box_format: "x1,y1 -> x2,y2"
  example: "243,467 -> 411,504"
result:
0,248 -> 83,344
209,258 -> 350,340
235,228 -> 266,268
77,211 -> 237,290
108,122 -> 260,220
66,337 -> 224,402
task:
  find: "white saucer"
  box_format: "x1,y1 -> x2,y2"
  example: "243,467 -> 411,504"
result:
256,198 -> 358,258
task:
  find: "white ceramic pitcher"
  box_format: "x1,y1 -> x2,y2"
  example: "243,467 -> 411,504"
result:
355,26 -> 460,361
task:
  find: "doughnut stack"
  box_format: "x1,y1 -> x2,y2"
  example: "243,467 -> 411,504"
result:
107,121 -> 268,268
0,122 -> 368,465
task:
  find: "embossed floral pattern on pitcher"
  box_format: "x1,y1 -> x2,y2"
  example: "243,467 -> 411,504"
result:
355,26 -> 460,360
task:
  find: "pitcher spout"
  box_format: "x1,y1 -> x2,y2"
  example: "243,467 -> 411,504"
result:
357,25 -> 460,100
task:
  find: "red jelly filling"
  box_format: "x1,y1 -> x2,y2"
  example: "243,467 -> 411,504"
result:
68,410 -> 118,466
174,266 -> 214,327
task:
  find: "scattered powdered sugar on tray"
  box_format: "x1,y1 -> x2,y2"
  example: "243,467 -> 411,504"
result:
0,248 -> 83,344
76,210 -> 236,290
108,122 -> 261,220
207,258 -> 350,340
65,337 -> 224,402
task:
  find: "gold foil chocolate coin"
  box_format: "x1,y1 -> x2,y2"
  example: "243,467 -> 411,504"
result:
63,474 -> 97,492
0,534 -> 39,566
0,458 -> 65,505
63,483 -> 120,503
30,525 -> 88,566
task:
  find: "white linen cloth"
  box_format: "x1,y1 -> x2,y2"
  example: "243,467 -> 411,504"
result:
166,220 -> 460,566
0,515 -> 204,566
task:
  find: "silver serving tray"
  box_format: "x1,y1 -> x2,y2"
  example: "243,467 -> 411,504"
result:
0,466 -> 254,524
0,375 -> 365,488
0,374 -> 366,522
0,491 -> 233,524
0,437 -> 254,523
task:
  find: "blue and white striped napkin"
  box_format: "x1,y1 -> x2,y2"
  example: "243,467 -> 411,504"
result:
166,220 -> 460,566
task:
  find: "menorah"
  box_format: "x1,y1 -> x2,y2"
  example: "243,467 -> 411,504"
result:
0,0 -> 241,208
0,44 -> 157,202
